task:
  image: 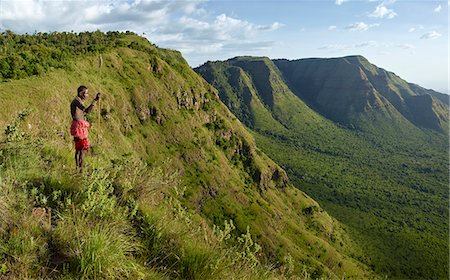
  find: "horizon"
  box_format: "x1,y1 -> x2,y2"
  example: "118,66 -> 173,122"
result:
0,0 -> 448,92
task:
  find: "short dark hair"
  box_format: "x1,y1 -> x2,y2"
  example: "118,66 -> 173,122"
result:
77,85 -> 88,95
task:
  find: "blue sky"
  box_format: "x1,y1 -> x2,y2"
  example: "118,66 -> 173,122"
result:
0,0 -> 448,92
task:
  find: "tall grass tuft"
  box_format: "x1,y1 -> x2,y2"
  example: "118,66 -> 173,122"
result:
77,225 -> 137,279
0,178 -> 50,279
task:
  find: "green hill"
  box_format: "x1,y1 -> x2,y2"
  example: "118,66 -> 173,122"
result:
195,56 -> 449,279
0,32 -> 375,279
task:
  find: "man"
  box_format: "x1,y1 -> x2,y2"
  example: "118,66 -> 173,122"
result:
70,85 -> 101,172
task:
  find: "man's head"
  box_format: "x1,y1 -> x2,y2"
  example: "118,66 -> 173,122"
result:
77,85 -> 89,100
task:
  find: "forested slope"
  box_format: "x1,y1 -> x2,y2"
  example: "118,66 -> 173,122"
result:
196,56 -> 449,279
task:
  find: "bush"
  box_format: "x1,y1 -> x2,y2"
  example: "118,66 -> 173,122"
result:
4,109 -> 30,142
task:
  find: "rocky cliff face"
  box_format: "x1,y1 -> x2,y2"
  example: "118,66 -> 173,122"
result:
274,56 -> 449,132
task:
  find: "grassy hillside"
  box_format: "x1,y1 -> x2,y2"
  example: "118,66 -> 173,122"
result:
0,32 -> 375,279
196,56 -> 449,279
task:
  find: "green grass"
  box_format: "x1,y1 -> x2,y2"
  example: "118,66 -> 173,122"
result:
0,32 -> 376,279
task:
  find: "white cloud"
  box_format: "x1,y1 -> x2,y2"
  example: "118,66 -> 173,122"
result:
395,43 -> 415,50
434,5 -> 442,12
377,51 -> 391,55
328,25 -> 337,31
256,22 -> 285,31
0,0 -> 198,33
369,4 -> 397,19
335,0 -> 347,5
318,41 -> 415,52
179,17 -> 210,30
318,44 -> 349,50
409,25 -> 425,32
345,22 -> 380,32
212,14 -> 259,40
354,41 -> 378,48
150,33 -> 185,43
149,12 -> 283,65
318,41 -> 377,50
420,31 -> 442,40
156,14 -> 282,46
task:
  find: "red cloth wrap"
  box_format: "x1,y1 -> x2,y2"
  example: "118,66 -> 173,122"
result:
74,138 -> 90,151
71,120 -> 90,150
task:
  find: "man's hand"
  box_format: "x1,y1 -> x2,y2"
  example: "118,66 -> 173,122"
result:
95,92 -> 101,101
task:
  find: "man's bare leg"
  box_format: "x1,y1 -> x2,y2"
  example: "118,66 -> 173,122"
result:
79,149 -> 88,173
75,150 -> 81,170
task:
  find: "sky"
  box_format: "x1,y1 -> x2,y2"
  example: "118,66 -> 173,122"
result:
0,0 -> 448,92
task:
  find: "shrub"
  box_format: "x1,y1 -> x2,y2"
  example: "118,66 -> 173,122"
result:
4,109 -> 31,142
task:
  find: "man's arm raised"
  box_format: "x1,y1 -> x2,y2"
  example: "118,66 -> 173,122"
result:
83,93 -> 101,114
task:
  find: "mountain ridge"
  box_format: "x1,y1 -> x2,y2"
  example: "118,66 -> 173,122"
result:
272,55 -> 448,132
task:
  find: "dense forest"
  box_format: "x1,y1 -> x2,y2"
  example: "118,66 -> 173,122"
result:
0,30 -> 155,80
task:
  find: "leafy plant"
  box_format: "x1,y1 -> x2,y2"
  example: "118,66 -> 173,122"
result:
4,109 -> 30,142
